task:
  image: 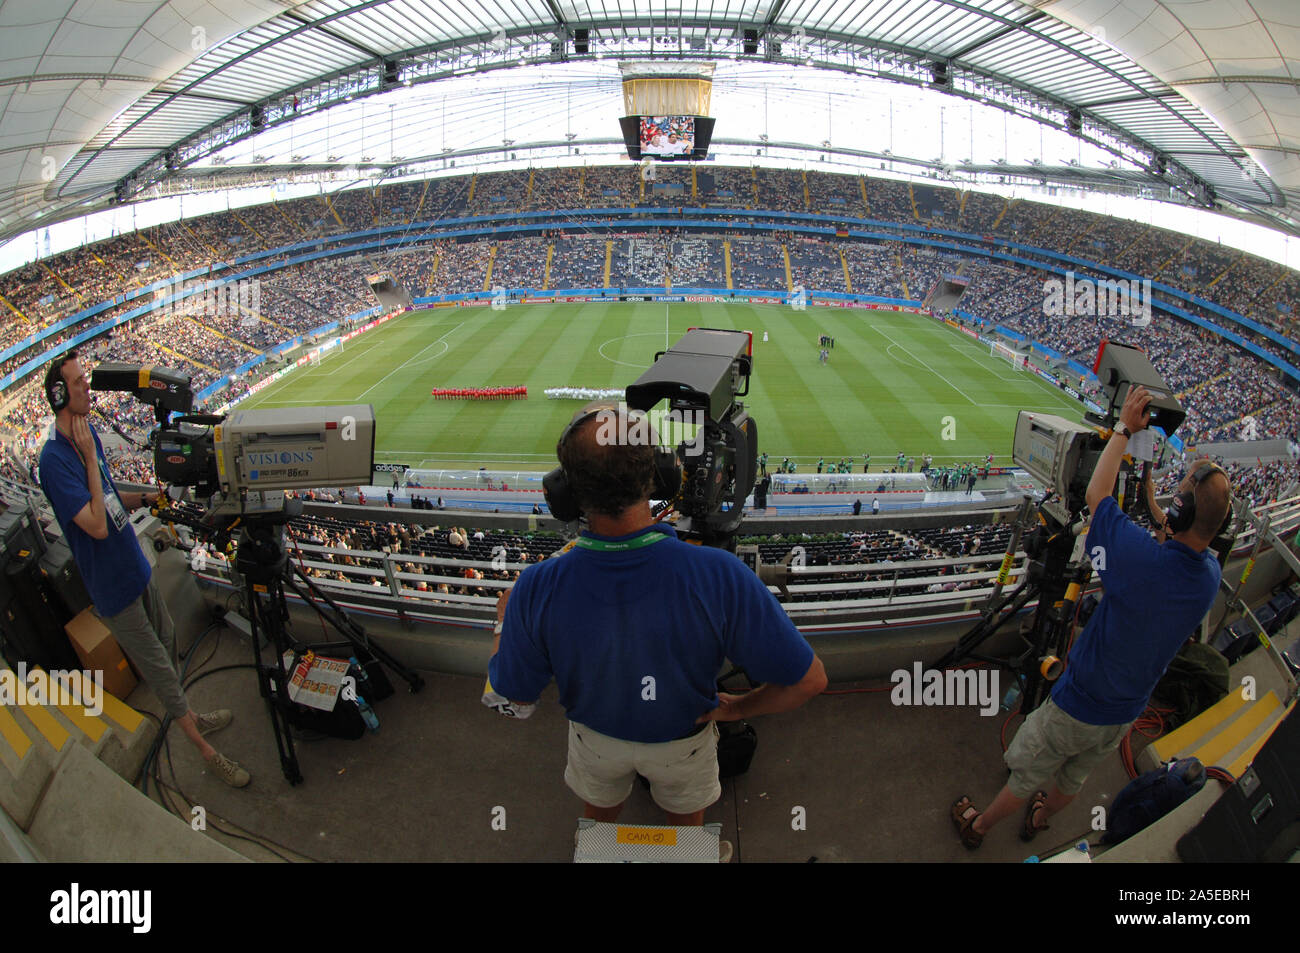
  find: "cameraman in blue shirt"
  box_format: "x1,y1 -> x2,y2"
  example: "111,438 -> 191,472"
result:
488,404 -> 826,837
37,352 -> 250,788
954,386 -> 1227,849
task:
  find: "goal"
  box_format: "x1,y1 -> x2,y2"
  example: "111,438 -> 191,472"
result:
991,341 -> 1022,368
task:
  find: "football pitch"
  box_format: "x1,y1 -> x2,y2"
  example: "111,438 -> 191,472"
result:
238,301 -> 1084,472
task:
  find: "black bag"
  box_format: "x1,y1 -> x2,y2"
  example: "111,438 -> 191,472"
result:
717,720 -> 757,779
716,667 -> 758,779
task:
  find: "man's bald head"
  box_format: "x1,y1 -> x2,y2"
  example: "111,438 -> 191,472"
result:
1189,466 -> 1231,541
557,408 -> 657,518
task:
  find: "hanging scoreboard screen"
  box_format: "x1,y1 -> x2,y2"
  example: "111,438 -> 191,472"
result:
641,116 -> 694,155
620,116 -> 716,161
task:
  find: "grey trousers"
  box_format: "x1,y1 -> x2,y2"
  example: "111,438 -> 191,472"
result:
98,579 -> 189,720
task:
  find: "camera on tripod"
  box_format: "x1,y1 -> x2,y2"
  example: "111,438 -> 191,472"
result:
625,328 -> 759,548
90,362 -> 375,523
90,363 -> 420,785
1012,340 -> 1185,527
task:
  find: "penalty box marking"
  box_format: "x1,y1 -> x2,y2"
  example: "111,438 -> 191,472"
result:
354,322 -> 464,401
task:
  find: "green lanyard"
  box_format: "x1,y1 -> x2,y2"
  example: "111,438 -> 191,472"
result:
575,532 -> 671,552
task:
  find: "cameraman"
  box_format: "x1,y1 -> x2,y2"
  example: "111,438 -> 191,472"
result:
954,386 -> 1227,849
487,404 -> 826,839
37,352 -> 251,788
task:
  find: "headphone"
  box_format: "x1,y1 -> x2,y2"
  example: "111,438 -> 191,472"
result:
44,353 -> 75,412
542,401 -> 681,522
1163,462 -> 1233,537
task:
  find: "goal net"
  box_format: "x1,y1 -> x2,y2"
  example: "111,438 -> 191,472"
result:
991,341 -> 1021,368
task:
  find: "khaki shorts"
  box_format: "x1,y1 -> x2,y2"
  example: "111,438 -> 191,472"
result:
564,721 -> 722,815
1004,697 -> 1131,799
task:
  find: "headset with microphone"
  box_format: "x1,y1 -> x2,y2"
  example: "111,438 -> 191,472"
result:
542,401 -> 681,522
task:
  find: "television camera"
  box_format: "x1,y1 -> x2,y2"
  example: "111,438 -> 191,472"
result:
623,328 -> 759,550
935,340 -> 1230,714
90,363 -> 422,784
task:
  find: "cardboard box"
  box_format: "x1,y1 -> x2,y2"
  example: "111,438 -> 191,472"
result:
65,609 -> 137,701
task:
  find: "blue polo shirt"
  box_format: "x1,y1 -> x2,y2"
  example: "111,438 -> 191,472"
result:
1052,495 -> 1221,725
38,423 -> 151,618
489,523 -> 815,743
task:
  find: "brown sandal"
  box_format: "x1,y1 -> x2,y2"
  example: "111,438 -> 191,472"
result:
1020,790 -> 1051,842
952,796 -> 983,850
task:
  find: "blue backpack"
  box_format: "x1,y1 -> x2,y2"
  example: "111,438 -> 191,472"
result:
1102,758 -> 1207,845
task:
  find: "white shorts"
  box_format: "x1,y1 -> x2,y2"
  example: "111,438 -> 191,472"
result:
564,721 -> 722,815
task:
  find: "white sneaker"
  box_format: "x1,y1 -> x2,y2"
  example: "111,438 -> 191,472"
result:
209,752 -> 251,788
194,709 -> 232,736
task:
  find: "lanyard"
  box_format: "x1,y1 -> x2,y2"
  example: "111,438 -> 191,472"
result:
574,532 -> 671,552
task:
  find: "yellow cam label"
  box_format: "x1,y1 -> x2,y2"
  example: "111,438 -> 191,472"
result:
996,553 -> 1013,586
616,826 -> 677,846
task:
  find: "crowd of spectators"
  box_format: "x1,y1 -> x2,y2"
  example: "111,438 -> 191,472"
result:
3,163 -> 1299,496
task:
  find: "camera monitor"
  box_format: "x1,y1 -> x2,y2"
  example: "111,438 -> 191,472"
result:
1092,340 -> 1185,435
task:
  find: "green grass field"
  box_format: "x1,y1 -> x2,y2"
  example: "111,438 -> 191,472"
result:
237,302 -> 1084,472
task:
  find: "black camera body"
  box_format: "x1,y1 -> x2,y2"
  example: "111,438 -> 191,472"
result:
625,328 -> 759,548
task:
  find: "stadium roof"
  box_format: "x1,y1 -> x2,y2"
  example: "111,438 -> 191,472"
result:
1,0 -> 1297,245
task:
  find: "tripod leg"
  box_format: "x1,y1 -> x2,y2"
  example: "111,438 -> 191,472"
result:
285,565 -> 425,692
250,583 -> 303,785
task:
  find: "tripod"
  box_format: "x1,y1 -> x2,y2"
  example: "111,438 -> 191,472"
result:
234,516 -> 425,785
930,497 -> 1094,716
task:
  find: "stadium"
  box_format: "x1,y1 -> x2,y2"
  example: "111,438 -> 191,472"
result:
0,0 -> 1298,880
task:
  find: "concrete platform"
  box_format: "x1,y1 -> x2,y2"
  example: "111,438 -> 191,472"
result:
4,542 -> 1295,864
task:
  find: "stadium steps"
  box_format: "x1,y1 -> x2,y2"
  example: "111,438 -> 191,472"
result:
152,342 -> 215,373
230,210 -> 268,250
4,740 -> 247,863
802,171 -> 811,210
38,261 -> 83,303
907,183 -> 919,221
321,194 -> 345,229
484,244 -> 497,293
274,199 -> 306,237
1207,252 -> 1245,290
990,198 -> 1012,231
426,250 -> 441,296
1115,225 -> 1151,265
0,661 -> 156,832
841,249 -> 851,293
185,316 -> 262,354
603,241 -> 613,288
135,232 -> 180,271
412,179 -> 430,222
0,290 -> 26,323
1136,688 -> 1294,777
858,175 -> 870,214
1066,218 -> 1104,255
1156,237 -> 1195,278
240,303 -> 291,335
782,245 -> 793,293
724,241 -> 733,288
178,223 -> 222,260
1027,207 -> 1062,245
